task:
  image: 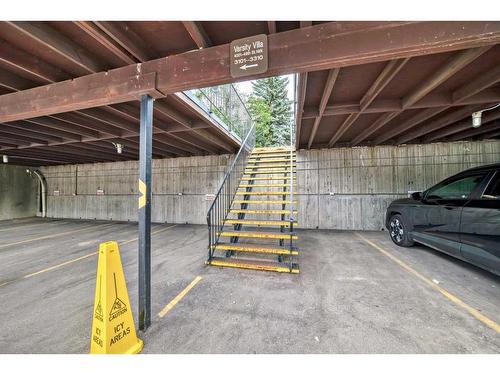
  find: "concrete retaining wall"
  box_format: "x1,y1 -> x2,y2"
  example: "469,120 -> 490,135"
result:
41,155 -> 232,224
40,140 -> 500,230
0,165 -> 38,220
295,140 -> 500,230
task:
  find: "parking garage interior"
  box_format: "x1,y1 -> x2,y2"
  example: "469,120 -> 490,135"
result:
0,20 -> 499,354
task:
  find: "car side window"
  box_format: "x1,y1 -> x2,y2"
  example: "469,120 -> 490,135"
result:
425,173 -> 487,200
482,173 -> 500,200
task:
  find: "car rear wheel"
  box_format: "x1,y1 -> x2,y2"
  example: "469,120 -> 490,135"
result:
389,214 -> 414,247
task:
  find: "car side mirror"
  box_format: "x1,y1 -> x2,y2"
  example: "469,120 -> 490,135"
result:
410,191 -> 423,201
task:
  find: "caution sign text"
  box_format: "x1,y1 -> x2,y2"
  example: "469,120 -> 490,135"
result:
90,241 -> 143,354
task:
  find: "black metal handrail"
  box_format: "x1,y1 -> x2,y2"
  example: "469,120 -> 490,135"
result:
207,122 -> 256,262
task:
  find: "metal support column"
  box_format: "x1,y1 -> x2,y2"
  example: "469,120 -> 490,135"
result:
138,94 -> 153,331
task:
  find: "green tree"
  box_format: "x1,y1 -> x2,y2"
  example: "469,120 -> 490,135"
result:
247,76 -> 292,147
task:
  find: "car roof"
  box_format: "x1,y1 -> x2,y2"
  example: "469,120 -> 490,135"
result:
461,163 -> 500,174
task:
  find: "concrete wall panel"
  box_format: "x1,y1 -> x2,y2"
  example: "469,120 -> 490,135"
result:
39,140 -> 500,230
0,165 -> 38,220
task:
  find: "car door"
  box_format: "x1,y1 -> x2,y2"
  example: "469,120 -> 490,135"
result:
411,172 -> 488,257
460,171 -> 500,274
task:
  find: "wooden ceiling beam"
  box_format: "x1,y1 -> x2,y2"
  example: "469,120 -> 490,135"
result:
73,21 -> 137,65
50,112 -> 123,137
402,46 -> 491,108
453,64 -> 500,103
25,117 -> 98,138
332,58 -> 409,147
166,132 -> 217,154
0,131 -> 49,145
302,89 -> 500,118
396,104 -> 486,144
109,138 -> 170,158
6,21 -> 102,75
94,21 -> 151,62
0,67 -> 38,91
77,108 -> 139,134
0,125 -> 63,143
152,135 -> 193,156
67,143 -> 136,160
447,120 -> 500,142
425,108 -> 500,142
0,38 -> 69,83
374,62 -> 500,144
372,107 -> 449,144
478,126 -> 500,140
307,68 -> 340,148
182,21 -> 212,49
355,46 -> 491,146
3,22 -> 500,123
1,154 -> 69,165
3,149 -> 78,163
267,22 -> 276,34
0,48 -> 149,138
7,120 -> 83,141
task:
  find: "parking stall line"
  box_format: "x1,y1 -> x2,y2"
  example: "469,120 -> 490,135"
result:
158,276 -> 203,318
0,224 -> 177,288
355,232 -> 500,335
0,222 -> 117,250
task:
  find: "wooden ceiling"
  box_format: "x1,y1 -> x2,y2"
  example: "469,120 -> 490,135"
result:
0,21 -> 499,166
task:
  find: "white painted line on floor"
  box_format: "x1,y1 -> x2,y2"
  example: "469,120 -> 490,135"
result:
355,232 -> 500,335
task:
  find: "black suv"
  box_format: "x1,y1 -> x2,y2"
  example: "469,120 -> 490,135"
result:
386,163 -> 500,276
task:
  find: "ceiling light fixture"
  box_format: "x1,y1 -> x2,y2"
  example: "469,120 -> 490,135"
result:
111,142 -> 124,154
471,103 -> 500,128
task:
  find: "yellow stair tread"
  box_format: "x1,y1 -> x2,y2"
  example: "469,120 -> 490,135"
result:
248,154 -> 296,159
244,170 -> 296,175
229,209 -> 297,214
248,159 -> 296,163
239,183 -> 297,188
236,191 -> 292,195
218,230 -> 298,240
247,163 -> 297,169
244,169 -> 296,173
233,200 -> 297,204
211,243 -> 299,255
207,259 -> 300,273
225,219 -> 297,226
252,146 -> 295,153
241,177 -> 295,181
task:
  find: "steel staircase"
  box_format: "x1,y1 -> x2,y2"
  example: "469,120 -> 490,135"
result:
206,146 -> 299,274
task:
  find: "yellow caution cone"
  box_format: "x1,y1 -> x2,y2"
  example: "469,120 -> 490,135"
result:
90,241 -> 144,354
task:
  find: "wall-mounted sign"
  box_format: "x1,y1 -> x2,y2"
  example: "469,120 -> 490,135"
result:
205,193 -> 215,201
53,190 -> 60,196
230,34 -> 268,78
97,189 -> 105,196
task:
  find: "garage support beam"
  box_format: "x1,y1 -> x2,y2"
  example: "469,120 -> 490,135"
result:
349,46 -> 492,146
138,94 -> 153,332
331,57 -> 409,147
307,68 -> 340,148
2,22 -> 500,123
424,108 -> 500,142
301,89 -> 500,119
183,21 -> 212,49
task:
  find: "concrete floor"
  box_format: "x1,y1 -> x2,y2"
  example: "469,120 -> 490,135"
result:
0,218 -> 499,353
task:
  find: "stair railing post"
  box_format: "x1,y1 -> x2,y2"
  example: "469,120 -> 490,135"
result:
289,110 -> 294,271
